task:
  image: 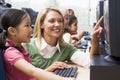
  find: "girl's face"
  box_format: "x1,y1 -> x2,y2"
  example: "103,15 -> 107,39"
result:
69,10 -> 74,16
14,14 -> 32,44
69,20 -> 78,32
42,11 -> 64,39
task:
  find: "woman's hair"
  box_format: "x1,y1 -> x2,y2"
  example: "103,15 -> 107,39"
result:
59,7 -> 69,18
0,9 -> 28,51
68,15 -> 77,26
33,7 -> 68,47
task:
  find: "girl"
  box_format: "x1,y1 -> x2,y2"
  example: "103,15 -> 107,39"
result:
67,15 -> 88,46
0,9 -> 74,80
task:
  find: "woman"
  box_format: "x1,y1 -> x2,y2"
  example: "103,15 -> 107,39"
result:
23,7 -> 104,72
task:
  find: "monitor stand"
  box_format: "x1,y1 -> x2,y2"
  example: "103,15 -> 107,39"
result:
104,55 -> 120,64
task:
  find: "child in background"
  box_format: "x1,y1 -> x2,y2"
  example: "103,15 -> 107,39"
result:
67,15 -> 88,46
68,9 -> 75,16
0,9 -> 74,80
61,8 -> 72,43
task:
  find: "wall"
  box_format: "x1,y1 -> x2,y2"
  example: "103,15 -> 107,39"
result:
5,0 -> 99,33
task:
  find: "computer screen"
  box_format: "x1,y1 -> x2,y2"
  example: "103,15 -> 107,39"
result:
104,0 -> 120,63
96,0 -> 104,22
96,0 -> 105,44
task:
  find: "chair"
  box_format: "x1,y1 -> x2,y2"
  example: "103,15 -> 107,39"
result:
0,50 -> 7,80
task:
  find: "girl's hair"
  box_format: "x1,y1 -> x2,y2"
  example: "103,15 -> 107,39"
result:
33,7 -> 68,47
0,9 -> 28,51
68,9 -> 74,16
68,15 -> 77,26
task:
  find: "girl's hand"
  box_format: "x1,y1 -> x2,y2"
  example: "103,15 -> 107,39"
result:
45,61 -> 71,72
62,77 -> 75,80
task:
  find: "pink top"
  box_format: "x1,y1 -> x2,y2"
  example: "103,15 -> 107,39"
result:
3,39 -> 35,80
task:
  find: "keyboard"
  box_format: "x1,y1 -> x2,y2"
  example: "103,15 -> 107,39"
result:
75,41 -> 88,49
53,67 -> 78,78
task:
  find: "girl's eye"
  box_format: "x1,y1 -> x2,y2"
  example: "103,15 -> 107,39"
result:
75,24 -> 77,26
65,18 -> 69,20
26,25 -> 29,27
25,24 -> 31,27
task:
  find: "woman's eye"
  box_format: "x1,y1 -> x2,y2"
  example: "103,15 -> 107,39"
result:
58,20 -> 63,23
49,19 -> 63,23
49,20 -> 54,23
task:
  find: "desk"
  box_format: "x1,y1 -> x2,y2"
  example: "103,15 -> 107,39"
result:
76,66 -> 90,80
91,54 -> 120,80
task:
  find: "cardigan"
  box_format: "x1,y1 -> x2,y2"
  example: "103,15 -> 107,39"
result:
23,38 -> 77,69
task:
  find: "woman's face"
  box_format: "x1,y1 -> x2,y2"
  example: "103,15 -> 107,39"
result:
42,11 -> 64,39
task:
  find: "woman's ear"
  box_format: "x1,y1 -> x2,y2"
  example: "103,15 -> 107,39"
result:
41,25 -> 43,29
7,27 -> 16,36
40,23 -> 44,29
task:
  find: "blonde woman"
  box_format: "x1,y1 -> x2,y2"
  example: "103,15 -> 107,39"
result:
23,7 -> 103,72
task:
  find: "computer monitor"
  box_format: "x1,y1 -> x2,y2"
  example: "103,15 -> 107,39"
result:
104,0 -> 120,63
96,0 -> 104,22
96,0 -> 105,44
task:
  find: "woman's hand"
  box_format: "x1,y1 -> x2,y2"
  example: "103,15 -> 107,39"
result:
45,61 -> 71,72
90,16 -> 104,59
92,16 -> 104,40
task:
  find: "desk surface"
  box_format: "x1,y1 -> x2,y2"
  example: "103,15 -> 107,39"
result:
76,67 -> 90,80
